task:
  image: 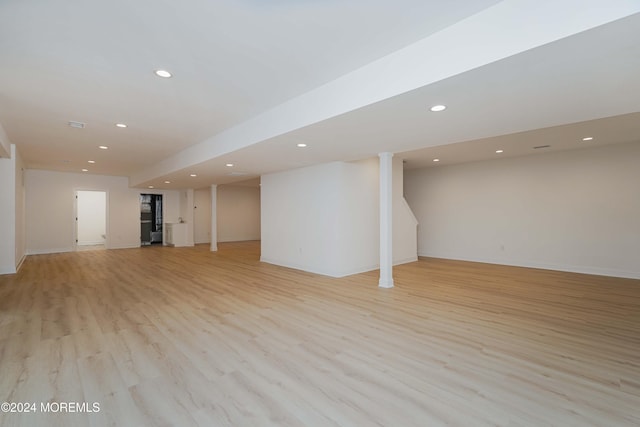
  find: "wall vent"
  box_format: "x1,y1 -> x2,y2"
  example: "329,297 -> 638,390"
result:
68,121 -> 86,129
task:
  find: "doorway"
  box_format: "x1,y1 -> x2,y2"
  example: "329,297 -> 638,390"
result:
76,190 -> 107,251
140,194 -> 163,245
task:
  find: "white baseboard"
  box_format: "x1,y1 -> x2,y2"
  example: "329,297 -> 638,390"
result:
259,255 -> 420,279
109,244 -> 142,250
394,256 -> 418,266
260,257 -> 343,278
260,257 -> 370,278
26,247 -> 73,255
218,237 -> 261,243
15,254 -> 26,272
0,265 -> 16,275
417,252 -> 640,280
0,254 -> 30,275
77,240 -> 105,246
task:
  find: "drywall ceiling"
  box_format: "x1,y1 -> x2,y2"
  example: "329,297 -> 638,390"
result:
401,113 -> 640,170
0,0 -> 497,171
134,10 -> 640,189
0,1 -> 639,189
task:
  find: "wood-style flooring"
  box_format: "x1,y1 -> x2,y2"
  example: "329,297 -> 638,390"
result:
0,241 -> 638,426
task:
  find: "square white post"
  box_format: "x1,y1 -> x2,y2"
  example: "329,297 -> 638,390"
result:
379,152 -> 394,288
210,184 -> 218,252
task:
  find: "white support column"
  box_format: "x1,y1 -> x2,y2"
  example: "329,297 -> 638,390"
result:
210,184 -> 218,252
379,152 -> 394,288
185,189 -> 195,246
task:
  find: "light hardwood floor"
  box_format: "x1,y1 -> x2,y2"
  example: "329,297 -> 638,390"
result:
0,241 -> 638,426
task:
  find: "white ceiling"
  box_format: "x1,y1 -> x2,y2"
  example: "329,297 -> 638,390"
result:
1,1 -> 639,189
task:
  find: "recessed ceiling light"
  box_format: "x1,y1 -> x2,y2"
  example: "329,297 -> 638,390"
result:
430,105 -> 446,112
164,181 -> 171,184
190,174 -> 197,177
99,145 -> 108,150
582,137 -> 594,141
88,160 -> 95,164
226,163 -> 234,167
148,186 -> 154,189
297,143 -> 307,148
116,123 -> 127,128
433,158 -> 440,162
81,168 -> 88,172
155,69 -> 172,78
496,150 -> 504,154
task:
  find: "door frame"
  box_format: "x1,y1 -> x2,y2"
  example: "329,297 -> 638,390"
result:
74,189 -> 109,250
140,192 -> 164,246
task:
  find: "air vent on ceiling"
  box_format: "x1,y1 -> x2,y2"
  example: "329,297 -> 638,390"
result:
68,121 -> 86,129
227,171 -> 248,176
533,144 -> 551,149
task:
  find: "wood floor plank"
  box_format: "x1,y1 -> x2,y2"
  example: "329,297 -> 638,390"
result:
0,241 -> 639,426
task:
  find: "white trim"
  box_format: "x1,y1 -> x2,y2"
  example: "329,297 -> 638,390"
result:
26,247 -> 73,255
210,184 -> 218,252
394,256 -> 418,266
379,152 -> 394,288
260,256 -> 377,278
74,189 -> 109,251
0,266 -> 16,275
260,257 -> 339,277
260,256 -> 419,279
77,240 -> 106,246
109,244 -> 141,250
417,252 -> 640,280
15,254 -> 26,272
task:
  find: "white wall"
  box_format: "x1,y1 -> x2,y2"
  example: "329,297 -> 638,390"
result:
0,144 -> 25,274
0,146 -> 17,273
77,190 -> 106,245
194,188 -> 212,244
178,189 -> 195,246
193,185 -> 261,244
218,185 -> 261,243
335,158 -> 380,275
405,141 -> 640,279
261,162 -> 351,277
393,156 -> 418,265
261,158 -> 417,278
25,170 -> 180,254
0,122 -> 10,158
14,147 -> 25,269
